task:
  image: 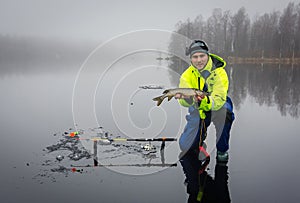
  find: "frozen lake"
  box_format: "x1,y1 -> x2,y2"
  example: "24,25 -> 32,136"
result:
1,58 -> 300,202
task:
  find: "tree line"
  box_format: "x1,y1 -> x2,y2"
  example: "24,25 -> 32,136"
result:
169,2 -> 300,59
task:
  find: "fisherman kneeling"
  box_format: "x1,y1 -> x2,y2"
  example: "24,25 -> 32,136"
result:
176,40 -> 235,162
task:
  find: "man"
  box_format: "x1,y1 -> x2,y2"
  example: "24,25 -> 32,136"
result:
176,40 -> 234,162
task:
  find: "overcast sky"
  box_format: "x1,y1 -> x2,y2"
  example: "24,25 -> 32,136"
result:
0,0 -> 298,41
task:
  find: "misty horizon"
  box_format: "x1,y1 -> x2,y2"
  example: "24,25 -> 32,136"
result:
0,0 -> 296,41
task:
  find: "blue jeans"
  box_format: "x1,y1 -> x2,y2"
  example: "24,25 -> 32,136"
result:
179,97 -> 235,153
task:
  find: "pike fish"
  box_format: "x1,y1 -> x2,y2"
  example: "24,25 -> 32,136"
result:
152,88 -> 208,106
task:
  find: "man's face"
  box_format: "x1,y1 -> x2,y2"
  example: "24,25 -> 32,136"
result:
191,52 -> 208,70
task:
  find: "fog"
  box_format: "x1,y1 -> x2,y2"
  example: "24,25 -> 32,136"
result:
0,0 -> 294,41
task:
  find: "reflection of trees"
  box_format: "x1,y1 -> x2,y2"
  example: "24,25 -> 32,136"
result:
228,65 -> 248,110
229,64 -> 300,118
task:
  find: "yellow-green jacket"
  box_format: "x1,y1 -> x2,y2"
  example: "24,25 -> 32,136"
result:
178,53 -> 228,119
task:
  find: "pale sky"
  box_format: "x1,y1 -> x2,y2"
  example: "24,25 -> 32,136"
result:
0,0 -> 298,41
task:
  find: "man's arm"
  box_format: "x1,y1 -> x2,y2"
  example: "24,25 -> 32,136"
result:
198,68 -> 228,111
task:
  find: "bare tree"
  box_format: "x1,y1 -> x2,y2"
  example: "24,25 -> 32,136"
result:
279,2 -> 297,58
250,12 -> 280,57
231,7 -> 250,56
169,1 -> 300,62
193,14 -> 206,39
206,8 -> 223,54
221,10 -> 232,54
294,3 -> 300,57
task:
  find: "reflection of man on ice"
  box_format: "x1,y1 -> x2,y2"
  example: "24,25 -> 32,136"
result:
176,40 -> 235,162
180,151 -> 230,202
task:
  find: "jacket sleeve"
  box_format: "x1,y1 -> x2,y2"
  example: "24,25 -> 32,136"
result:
199,68 -> 228,111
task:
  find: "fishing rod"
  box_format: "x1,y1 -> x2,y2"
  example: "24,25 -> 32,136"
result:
72,135 -> 177,151
51,132 -> 178,171
75,137 -> 177,142
67,132 -> 177,163
68,132 -> 177,142
70,163 -> 177,168
90,138 -> 176,153
67,163 -> 177,173
57,162 -> 177,174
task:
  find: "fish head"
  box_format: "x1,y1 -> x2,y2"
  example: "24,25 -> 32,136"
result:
195,90 -> 207,96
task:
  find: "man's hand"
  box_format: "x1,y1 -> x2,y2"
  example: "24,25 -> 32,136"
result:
194,94 -> 205,102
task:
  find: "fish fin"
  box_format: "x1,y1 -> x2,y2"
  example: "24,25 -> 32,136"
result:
162,89 -> 169,94
152,96 -> 163,106
167,95 -> 173,101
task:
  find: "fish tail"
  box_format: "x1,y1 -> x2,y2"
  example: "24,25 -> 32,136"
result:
152,96 -> 164,106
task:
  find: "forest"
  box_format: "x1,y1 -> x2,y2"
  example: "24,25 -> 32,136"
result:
168,1 -> 300,68
1,1 -> 300,74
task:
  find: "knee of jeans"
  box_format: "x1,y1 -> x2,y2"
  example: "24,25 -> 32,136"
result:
179,138 -> 188,152
186,112 -> 200,124
226,111 -> 235,123
179,136 -> 192,152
